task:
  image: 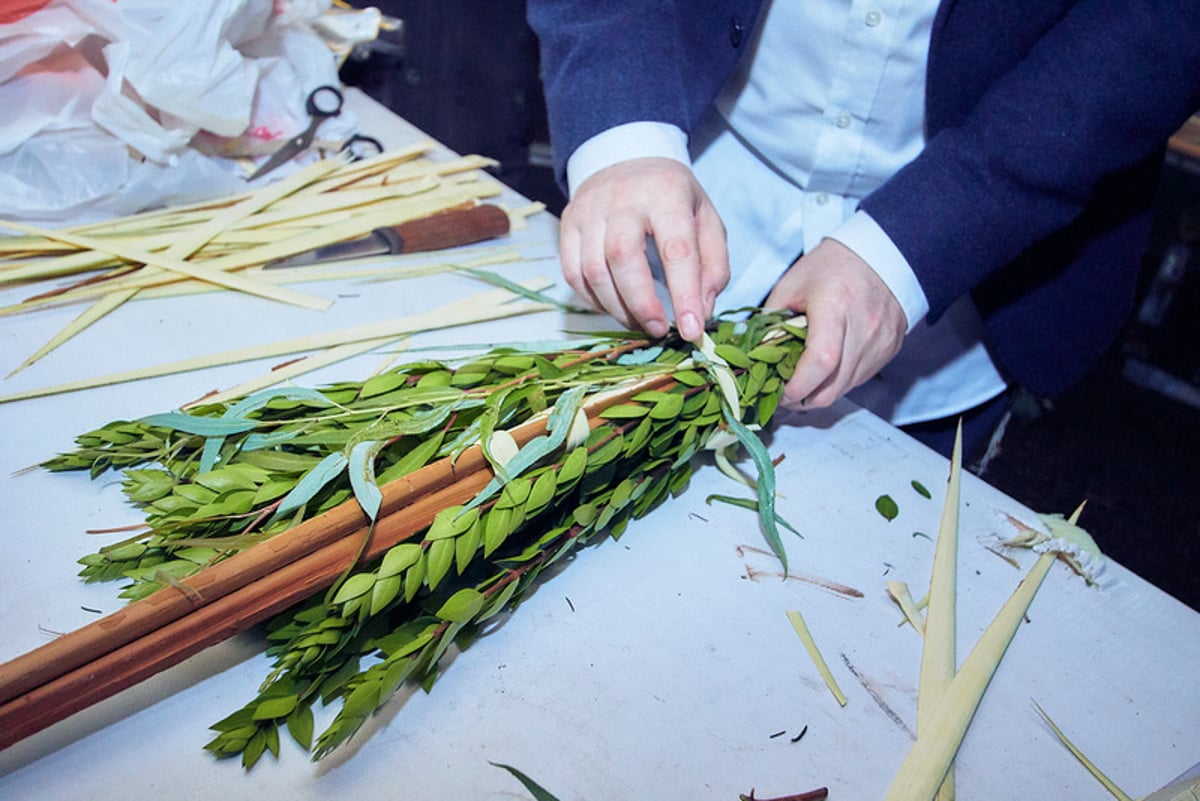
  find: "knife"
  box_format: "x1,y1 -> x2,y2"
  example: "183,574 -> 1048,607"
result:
265,204 -> 511,269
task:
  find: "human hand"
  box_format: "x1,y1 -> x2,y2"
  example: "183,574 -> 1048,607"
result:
558,157 -> 729,342
764,238 -> 907,408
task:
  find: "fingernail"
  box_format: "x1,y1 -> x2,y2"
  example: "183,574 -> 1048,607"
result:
680,312 -> 701,341
646,319 -> 669,339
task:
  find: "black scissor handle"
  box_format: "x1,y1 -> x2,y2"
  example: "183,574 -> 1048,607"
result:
341,133 -> 384,161
306,85 -> 344,119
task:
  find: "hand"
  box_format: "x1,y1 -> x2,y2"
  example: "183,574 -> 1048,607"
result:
764,238 -> 907,408
558,157 -> 729,342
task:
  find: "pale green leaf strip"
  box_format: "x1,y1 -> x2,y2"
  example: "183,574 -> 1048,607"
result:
199,387 -> 336,472
348,440 -> 387,520
786,608 -> 848,707
223,386 -> 335,418
705,493 -> 802,537
139,411 -> 258,437
1032,700 -> 1134,801
272,451 -> 349,521
455,265 -> 589,313
615,345 -> 664,365
721,405 -> 787,571
460,386 -> 586,515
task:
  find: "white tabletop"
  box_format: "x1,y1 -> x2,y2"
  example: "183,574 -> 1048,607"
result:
1,91 -> 1198,801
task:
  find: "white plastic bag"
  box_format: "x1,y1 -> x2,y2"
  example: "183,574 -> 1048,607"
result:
0,0 -> 377,225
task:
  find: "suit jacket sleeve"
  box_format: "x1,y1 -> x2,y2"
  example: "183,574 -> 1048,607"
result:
527,1 -> 763,188
859,0 -> 1200,322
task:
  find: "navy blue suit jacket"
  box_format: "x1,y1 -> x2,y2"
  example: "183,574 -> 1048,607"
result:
529,0 -> 1200,396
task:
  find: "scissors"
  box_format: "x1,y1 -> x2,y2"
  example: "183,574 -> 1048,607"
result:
247,85 -> 384,181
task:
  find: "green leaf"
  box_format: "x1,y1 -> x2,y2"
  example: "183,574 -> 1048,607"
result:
649,393 -> 684,420
370,575 -> 403,616
911,479 -> 932,499
556,446 -> 588,486
340,679 -> 382,721
252,695 -> 298,720
242,727 -> 268,769
875,494 -> 900,521
714,343 -> 751,368
426,505 -> 478,540
483,507 -> 514,556
286,704 -> 314,751
377,428 -> 446,483
435,588 -> 485,622
379,542 -> 422,578
491,762 -> 566,801
747,344 -> 788,363
455,517 -> 483,573
599,403 -> 650,419
359,371 -> 408,399
673,369 -> 708,387
425,538 -> 455,590
526,469 -> 558,512
331,573 -> 376,605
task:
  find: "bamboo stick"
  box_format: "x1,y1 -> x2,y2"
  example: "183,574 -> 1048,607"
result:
0,369 -> 674,747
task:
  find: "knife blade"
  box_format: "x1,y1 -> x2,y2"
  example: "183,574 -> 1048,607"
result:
264,204 -> 511,269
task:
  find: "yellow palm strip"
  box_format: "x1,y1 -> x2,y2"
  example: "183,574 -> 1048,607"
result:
0,280 -> 553,404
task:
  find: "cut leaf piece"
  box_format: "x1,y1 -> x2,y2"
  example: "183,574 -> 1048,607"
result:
786,608 -> 847,707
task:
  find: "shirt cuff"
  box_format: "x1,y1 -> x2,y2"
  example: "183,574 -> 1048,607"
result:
566,122 -> 691,197
825,210 -> 930,332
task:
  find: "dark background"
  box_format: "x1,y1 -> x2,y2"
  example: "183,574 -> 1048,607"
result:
340,2 -> 1200,613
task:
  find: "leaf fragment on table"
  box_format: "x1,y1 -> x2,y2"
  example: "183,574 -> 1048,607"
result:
886,580 -> 926,635
875,494 -> 900,521
491,761 -> 565,801
786,608 -> 848,707
1032,699 -> 1134,801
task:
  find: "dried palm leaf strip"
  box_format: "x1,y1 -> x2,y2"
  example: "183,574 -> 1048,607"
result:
0,281 -> 551,404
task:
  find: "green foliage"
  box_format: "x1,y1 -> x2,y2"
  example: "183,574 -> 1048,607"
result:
47,309 -> 807,766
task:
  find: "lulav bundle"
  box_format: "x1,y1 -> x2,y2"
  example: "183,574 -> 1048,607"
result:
42,310 -> 806,765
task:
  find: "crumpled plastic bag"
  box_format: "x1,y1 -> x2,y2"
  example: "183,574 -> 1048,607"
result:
0,0 -> 380,226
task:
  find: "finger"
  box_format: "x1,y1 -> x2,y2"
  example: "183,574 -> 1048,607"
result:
783,305 -> 848,407
652,208 -> 707,341
557,219 -> 594,307
694,201 -> 730,323
604,212 -> 668,337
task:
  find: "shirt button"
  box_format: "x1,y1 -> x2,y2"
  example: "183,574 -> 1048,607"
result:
835,113 -> 852,129
815,192 -> 830,206
865,10 -> 882,27
730,16 -> 744,48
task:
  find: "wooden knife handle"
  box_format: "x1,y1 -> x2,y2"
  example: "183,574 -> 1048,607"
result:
387,204 -> 511,253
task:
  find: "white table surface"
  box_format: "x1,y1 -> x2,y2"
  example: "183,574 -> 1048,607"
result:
2,91 -> 1198,801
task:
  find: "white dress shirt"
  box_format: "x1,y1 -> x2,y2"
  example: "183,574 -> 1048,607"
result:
566,0 -> 1007,425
